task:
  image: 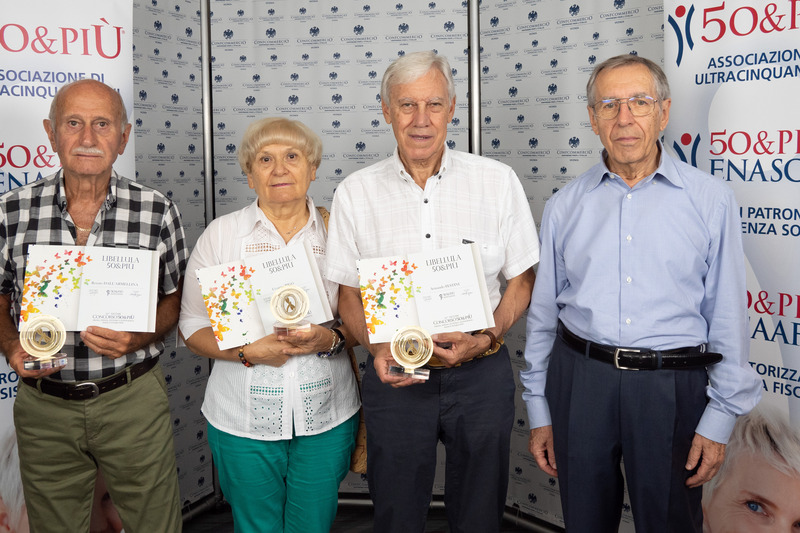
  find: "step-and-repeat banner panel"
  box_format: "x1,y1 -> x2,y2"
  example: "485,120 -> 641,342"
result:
207,0 -> 470,219
206,0 -> 471,494
131,0 -> 214,509
479,1 -> 664,529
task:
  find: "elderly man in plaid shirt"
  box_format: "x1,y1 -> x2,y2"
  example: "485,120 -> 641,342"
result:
0,79 -> 187,533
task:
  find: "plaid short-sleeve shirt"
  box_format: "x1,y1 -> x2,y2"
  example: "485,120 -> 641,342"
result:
0,170 -> 188,381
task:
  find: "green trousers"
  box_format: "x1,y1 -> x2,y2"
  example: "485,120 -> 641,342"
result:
207,412 -> 358,533
14,363 -> 182,533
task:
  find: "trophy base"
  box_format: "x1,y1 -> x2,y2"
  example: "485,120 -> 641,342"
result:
273,321 -> 312,336
388,365 -> 430,380
22,353 -> 68,371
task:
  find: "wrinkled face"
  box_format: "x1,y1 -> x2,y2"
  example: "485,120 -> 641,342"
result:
44,81 -> 130,180
247,144 -> 316,207
588,63 -> 670,179
703,452 -> 800,533
382,67 -> 455,171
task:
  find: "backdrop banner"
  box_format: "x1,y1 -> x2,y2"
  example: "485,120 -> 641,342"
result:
479,1 -> 663,528
0,0 -> 134,194
664,3 -> 800,533
664,2 -> 800,420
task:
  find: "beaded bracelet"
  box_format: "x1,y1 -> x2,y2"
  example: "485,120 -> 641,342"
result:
316,328 -> 339,358
238,345 -> 253,367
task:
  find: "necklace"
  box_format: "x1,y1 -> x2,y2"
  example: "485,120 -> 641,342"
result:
74,224 -> 92,233
284,224 -> 299,235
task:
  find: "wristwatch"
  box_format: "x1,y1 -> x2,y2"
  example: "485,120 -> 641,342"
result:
317,327 -> 346,358
331,327 -> 346,355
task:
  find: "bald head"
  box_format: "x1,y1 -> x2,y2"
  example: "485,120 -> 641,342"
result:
47,79 -> 128,133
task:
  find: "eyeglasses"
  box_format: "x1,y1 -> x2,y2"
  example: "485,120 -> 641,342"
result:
592,96 -> 659,120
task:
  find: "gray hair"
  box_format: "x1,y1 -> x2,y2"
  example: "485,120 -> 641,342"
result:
704,405 -> 800,500
47,79 -> 129,130
380,50 -> 455,107
0,429 -> 25,529
237,117 -> 322,174
586,54 -> 670,105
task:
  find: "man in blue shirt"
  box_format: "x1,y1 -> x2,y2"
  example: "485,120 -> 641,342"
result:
521,55 -> 761,532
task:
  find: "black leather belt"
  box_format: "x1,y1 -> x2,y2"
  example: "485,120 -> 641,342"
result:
557,322 -> 721,370
22,356 -> 159,400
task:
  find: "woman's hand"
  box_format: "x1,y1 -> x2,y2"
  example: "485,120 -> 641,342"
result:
276,324 -> 335,356
241,334 -> 291,367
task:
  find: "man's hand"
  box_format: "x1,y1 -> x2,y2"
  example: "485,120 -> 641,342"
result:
685,433 -> 725,488
372,343 -> 420,387
81,289 -> 182,359
80,326 -> 149,359
5,339 -> 64,379
529,426 -> 558,477
337,284 -> 420,387
430,331 -> 489,367
1,293 -> 63,378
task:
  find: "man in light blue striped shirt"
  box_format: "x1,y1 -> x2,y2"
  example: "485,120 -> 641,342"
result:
521,55 -> 761,532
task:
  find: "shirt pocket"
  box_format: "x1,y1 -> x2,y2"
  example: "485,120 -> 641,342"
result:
477,243 -> 505,280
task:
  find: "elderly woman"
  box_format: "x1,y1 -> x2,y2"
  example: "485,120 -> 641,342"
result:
702,405 -> 800,533
179,117 -> 360,533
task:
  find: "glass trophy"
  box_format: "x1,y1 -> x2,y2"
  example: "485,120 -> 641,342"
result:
388,325 -> 433,380
20,314 -> 68,370
270,284 -> 312,335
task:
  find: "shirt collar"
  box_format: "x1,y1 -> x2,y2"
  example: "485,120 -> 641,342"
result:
586,141 -> 684,192
241,196 -> 318,236
391,146 -> 450,183
56,168 -> 120,212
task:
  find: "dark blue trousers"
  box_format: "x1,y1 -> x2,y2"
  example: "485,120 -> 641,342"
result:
362,346 -> 515,533
546,334 -> 707,533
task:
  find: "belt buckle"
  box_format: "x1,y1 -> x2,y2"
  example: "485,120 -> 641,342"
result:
73,382 -> 100,399
614,348 -> 641,370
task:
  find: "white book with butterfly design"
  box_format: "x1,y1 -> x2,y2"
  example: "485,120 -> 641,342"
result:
357,243 -> 495,344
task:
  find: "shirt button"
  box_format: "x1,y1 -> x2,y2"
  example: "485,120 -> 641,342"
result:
626,235 -> 632,242
625,318 -> 632,325
425,233 -> 431,238
424,199 -> 429,204
626,193 -> 632,199
626,276 -> 632,283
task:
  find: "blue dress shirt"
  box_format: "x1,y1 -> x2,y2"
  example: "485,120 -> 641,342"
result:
522,146 -> 762,444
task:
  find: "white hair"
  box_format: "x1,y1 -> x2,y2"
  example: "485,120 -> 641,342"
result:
704,404 -> 800,499
380,50 -> 455,106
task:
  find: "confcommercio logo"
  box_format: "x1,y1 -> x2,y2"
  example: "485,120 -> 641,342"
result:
0,18 -> 123,58
668,1 -> 800,66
